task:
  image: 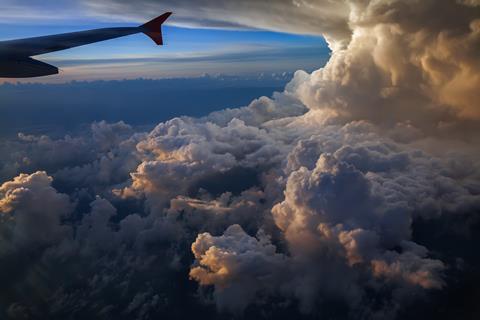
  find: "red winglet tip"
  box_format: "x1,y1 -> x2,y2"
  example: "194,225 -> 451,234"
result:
141,12 -> 172,45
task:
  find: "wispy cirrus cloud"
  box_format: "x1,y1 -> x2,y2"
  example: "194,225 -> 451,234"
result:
44,44 -> 327,66
84,0 -> 351,47
7,43 -> 327,82
0,0 -> 87,23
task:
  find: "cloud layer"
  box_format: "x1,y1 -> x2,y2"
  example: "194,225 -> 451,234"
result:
1,0 -> 480,319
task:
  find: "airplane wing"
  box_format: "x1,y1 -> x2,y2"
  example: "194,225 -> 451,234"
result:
0,12 -> 171,78
0,57 -> 59,78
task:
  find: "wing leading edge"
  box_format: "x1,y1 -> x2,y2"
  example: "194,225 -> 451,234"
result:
0,12 -> 172,78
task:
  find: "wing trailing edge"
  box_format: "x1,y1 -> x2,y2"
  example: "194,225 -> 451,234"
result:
0,57 -> 58,78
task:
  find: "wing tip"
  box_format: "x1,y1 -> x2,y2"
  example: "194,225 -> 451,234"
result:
141,12 -> 172,45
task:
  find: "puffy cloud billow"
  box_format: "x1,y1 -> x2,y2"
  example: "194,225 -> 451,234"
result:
1,0 -> 480,319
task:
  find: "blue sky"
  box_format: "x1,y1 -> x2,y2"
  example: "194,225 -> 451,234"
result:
0,1 -> 330,82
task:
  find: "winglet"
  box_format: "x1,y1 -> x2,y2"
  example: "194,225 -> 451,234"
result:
141,12 -> 172,45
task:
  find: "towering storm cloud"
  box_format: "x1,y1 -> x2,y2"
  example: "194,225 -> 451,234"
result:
1,0 -> 480,319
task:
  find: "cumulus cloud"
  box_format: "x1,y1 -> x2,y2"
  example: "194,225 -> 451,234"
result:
1,0 -> 480,319
286,0 -> 480,126
190,224 -> 287,313
116,115 -> 288,213
0,171 -> 73,253
0,121 -> 144,193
